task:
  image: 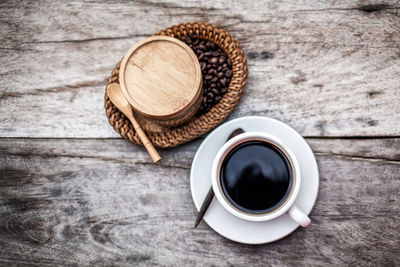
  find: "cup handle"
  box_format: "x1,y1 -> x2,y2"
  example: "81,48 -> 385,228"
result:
288,205 -> 311,227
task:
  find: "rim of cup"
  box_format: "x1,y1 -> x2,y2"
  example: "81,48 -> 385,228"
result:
211,131 -> 302,222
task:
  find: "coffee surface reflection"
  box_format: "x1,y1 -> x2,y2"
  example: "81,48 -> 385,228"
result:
220,140 -> 293,214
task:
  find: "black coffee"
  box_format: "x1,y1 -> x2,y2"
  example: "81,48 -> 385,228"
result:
220,140 -> 293,214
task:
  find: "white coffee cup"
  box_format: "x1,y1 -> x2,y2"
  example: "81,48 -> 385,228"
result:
211,131 -> 311,227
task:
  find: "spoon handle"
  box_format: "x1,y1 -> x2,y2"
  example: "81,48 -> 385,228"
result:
128,115 -> 162,163
194,128 -> 244,228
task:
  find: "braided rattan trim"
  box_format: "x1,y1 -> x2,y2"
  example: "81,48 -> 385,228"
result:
104,22 -> 248,148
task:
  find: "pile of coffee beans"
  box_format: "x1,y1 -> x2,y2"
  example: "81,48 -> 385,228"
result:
181,33 -> 233,115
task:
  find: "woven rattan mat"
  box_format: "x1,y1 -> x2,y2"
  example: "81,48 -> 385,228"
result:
104,22 -> 248,148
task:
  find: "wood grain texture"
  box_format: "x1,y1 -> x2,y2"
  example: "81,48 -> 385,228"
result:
1,1 -> 400,266
1,0 -> 399,137
120,36 -> 202,118
0,138 -> 399,266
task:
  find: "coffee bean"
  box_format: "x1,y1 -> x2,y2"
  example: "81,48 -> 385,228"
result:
208,68 -> 217,75
200,62 -> 206,71
219,78 -> 226,87
210,57 -> 218,64
206,41 -> 216,50
225,70 -> 233,78
182,36 -> 233,115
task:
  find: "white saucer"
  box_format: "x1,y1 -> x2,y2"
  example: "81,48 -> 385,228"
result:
190,116 -> 319,244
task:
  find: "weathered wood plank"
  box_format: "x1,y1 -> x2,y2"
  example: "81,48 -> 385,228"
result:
1,0 -> 399,45
1,1 -> 399,266
0,0 -> 399,138
0,138 -> 399,266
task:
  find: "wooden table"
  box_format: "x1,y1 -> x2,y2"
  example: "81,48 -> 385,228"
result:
1,1 -> 399,266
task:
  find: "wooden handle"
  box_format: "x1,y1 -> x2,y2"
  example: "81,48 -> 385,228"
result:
129,115 -> 161,163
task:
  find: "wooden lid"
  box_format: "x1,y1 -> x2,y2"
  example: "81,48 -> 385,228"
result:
119,36 -> 202,120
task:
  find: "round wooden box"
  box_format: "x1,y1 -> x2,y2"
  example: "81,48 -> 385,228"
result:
105,22 -> 248,148
119,36 -> 203,129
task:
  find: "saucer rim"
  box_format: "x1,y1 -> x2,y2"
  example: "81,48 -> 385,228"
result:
190,116 -> 319,244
